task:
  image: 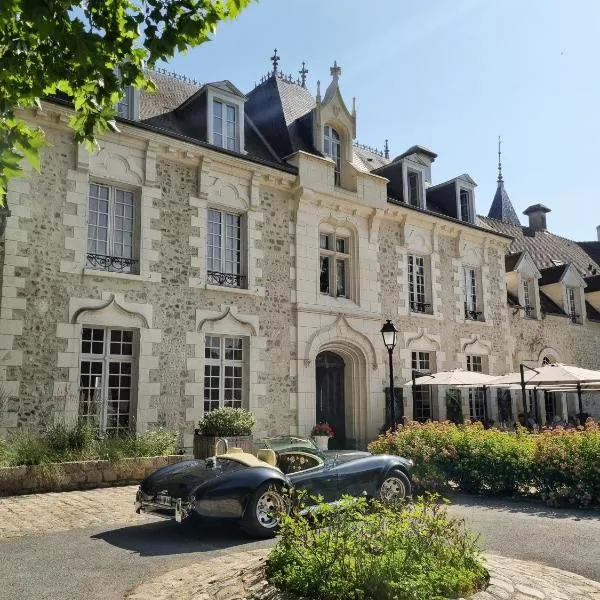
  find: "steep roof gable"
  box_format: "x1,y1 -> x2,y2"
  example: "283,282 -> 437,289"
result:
488,180 -> 521,226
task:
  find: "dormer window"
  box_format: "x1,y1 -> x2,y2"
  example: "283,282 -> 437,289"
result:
323,125 -> 341,185
521,278 -> 536,318
407,170 -> 421,207
459,188 -> 473,223
115,67 -> 139,120
213,99 -> 238,151
566,287 -> 581,324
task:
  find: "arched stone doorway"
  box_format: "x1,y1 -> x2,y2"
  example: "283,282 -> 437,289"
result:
315,351 -> 346,449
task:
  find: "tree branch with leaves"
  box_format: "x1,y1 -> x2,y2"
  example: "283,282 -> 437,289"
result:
0,0 -> 253,206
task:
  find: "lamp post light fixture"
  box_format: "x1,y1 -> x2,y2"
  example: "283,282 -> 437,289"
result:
381,319 -> 399,431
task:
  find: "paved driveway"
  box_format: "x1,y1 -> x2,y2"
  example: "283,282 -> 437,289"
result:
0,487 -> 599,600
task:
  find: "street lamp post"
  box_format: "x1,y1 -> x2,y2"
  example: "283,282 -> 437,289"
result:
381,319 -> 399,431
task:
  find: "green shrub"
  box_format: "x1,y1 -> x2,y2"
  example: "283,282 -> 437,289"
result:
197,407 -> 255,436
0,437 -> 9,467
369,420 -> 600,507
266,494 -> 487,600
44,421 -> 99,461
4,428 -> 50,466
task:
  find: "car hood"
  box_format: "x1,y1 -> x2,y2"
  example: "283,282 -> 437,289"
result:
323,450 -> 371,463
140,459 -> 218,497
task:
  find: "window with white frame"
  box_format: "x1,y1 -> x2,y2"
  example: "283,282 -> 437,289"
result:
407,170 -> 422,208
466,354 -> 485,421
206,208 -> 246,288
566,287 -> 581,324
462,266 -> 483,321
412,351 -> 434,422
212,99 -> 238,151
117,85 -> 136,120
521,278 -> 536,318
319,231 -> 350,298
79,327 -> 136,434
87,183 -> 138,274
323,125 -> 341,185
408,254 -> 432,314
459,189 -> 473,223
203,335 -> 246,412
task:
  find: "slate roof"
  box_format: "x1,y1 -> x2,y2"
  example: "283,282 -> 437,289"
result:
539,264 -> 569,286
585,275 -> 600,293
540,291 -> 567,316
479,216 -> 600,278
586,301 -> 600,322
487,180 -> 521,226
140,69 -> 200,119
577,241 -> 600,269
352,146 -> 390,172
504,252 -> 523,272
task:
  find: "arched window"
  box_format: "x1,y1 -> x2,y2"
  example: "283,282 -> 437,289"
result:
323,125 -> 341,185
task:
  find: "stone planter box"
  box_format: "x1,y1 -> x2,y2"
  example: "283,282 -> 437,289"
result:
0,455 -> 191,497
193,433 -> 253,459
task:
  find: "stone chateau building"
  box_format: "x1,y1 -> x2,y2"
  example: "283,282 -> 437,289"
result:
1,55 -> 599,449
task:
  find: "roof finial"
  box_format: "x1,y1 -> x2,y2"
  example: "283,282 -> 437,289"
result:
330,60 -> 341,84
497,135 -> 503,183
270,48 -> 280,75
384,139 -> 389,159
299,61 -> 308,88
316,79 -> 321,102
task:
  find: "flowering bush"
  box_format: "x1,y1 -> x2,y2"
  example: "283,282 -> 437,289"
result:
369,420 -> 600,508
197,407 -> 255,436
311,422 -> 334,438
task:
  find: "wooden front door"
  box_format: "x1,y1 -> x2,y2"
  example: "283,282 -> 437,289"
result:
315,351 -> 346,449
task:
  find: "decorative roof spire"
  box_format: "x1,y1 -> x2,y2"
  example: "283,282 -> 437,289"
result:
330,60 -> 341,84
384,139 -> 389,159
316,80 -> 321,103
497,135 -> 503,183
270,49 -> 280,75
299,61 -> 308,88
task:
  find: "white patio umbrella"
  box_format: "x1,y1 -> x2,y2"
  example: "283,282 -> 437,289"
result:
404,369 -> 497,423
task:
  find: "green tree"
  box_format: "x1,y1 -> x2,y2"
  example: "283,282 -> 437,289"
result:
0,0 -> 253,206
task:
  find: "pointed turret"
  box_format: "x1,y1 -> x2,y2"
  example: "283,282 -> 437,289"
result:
487,137 -> 521,226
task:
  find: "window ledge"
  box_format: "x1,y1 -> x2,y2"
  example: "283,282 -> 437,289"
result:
83,268 -> 154,282
205,283 -> 262,296
461,318 -> 493,327
409,311 -> 438,320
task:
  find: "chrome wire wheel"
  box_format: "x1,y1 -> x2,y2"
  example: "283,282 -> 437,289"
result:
379,475 -> 407,503
255,488 -> 284,529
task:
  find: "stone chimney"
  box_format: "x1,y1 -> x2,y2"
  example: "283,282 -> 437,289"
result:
523,204 -> 551,233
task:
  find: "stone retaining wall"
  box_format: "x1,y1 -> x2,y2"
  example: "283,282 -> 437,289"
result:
0,455 -> 191,496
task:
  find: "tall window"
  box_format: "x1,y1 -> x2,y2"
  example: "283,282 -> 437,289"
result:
566,287 -> 580,323
408,254 -> 431,313
323,125 -> 341,185
459,189 -> 472,223
462,267 -> 482,320
522,279 -> 535,318
87,183 -> 138,274
206,208 -> 245,288
466,355 -> 485,421
213,99 -> 238,151
412,351 -> 433,422
204,335 -> 245,412
79,327 -> 136,434
407,171 -> 421,207
117,85 -> 135,119
319,232 -> 350,298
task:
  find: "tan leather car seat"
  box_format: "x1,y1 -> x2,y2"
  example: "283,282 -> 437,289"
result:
256,449 -> 277,466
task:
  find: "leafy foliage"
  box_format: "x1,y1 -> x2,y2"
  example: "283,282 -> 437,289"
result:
0,422 -> 179,466
369,420 -> 600,508
0,0 -> 253,203
197,407 -> 255,436
266,493 -> 488,600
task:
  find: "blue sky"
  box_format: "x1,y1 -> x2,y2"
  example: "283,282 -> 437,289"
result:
161,0 -> 599,242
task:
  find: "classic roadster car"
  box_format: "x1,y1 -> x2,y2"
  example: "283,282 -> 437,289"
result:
135,436 -> 413,538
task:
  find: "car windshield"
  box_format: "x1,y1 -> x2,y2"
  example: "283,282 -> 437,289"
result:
262,436 -> 319,453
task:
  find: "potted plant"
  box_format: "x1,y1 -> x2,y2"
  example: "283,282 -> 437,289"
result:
311,422 -> 334,451
194,407 -> 256,459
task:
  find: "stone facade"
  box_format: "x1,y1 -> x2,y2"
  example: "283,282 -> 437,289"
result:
1,67 -> 599,451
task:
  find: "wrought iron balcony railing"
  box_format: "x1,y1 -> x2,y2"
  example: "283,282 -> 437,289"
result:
86,253 -> 139,274
464,309 -> 483,321
410,301 -> 432,314
207,270 -> 247,288
568,312 -> 581,324
523,305 -> 535,318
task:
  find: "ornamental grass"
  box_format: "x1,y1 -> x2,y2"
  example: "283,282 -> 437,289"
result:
369,420 -> 600,508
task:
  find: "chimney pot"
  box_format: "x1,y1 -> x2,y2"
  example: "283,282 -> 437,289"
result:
523,204 -> 551,233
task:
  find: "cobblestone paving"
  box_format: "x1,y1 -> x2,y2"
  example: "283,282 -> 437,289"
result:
0,485 -> 151,539
126,550 -> 600,600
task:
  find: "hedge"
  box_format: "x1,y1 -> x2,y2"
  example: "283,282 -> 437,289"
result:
368,420 -> 600,508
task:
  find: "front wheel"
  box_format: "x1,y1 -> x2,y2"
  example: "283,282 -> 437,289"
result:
241,482 -> 286,538
378,469 -> 411,503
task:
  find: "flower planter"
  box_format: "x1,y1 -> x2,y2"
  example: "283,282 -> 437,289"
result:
193,433 -> 253,459
313,435 -> 330,451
